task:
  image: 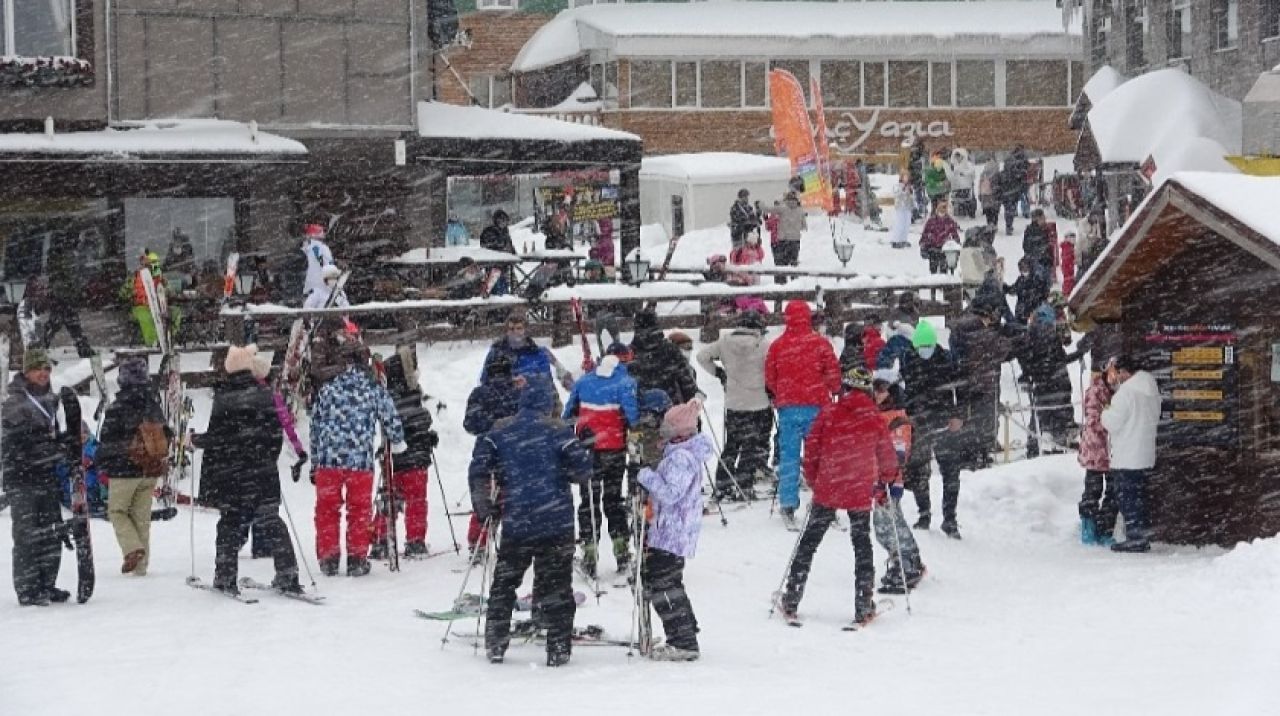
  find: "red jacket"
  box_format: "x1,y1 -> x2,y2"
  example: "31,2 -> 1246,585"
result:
765,301 -> 841,407
1077,374 -> 1112,471
803,390 -> 900,511
861,326 -> 886,371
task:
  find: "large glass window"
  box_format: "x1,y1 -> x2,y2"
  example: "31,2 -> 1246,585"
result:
821,60 -> 859,107
1167,0 -> 1192,59
630,60 -> 672,108
124,199 -> 237,291
1125,0 -> 1148,69
743,61 -> 767,107
770,60 -> 809,102
930,61 -> 952,107
1212,0 -> 1239,49
675,61 -> 698,108
888,61 -> 927,108
1266,0 -> 1280,40
955,60 -> 995,107
8,0 -> 75,56
863,61 -> 885,106
701,60 -> 742,108
1006,60 -> 1068,107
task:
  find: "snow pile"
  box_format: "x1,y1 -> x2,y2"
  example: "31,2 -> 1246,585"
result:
0,119 -> 307,156
1150,137 -> 1239,185
641,153 -> 792,185
1211,537 -> 1280,589
545,82 -> 602,112
513,1 -> 1082,72
1080,64 -> 1124,104
416,101 -> 638,143
1087,68 -> 1242,165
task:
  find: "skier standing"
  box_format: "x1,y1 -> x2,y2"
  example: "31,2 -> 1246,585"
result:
774,368 -> 899,628
197,346 -> 302,596
309,340 -> 406,576
370,350 -> 438,559
764,192 -> 806,278
628,309 -> 702,406
463,354 -> 522,563
469,376 -> 591,666
635,399 -> 710,661
303,264 -> 350,310
949,302 -> 1012,462
97,356 -> 170,575
300,223 -> 335,302
728,189 -> 760,250
695,310 -> 772,500
480,314 -> 573,390
562,345 -> 640,576
919,201 -> 960,275
871,377 -> 927,594
765,301 -> 842,529
4,349 -> 71,605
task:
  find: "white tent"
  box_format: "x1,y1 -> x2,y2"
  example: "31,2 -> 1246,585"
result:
640,153 -> 792,237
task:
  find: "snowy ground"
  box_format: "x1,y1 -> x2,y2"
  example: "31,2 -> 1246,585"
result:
5,206 -> 1279,715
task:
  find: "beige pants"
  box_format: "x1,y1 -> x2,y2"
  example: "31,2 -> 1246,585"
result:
108,477 -> 157,573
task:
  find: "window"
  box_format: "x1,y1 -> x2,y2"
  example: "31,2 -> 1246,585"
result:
820,60 -> 860,108
770,60 -> 809,103
930,61 -> 952,107
590,64 -> 604,99
1125,0 -> 1148,69
1092,13 -> 1111,68
467,74 -> 511,109
1167,0 -> 1192,59
1266,0 -> 1280,39
124,199 -> 236,291
476,0 -> 517,9
743,61 -> 766,107
701,60 -> 741,108
1212,0 -> 1239,49
675,61 -> 697,108
1006,60 -> 1068,107
863,61 -> 885,106
887,61 -> 927,108
4,0 -> 75,56
629,60 -> 671,108
955,60 -> 995,107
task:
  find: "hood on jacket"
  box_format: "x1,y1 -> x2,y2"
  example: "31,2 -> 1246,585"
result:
783,300 -> 813,332
836,387 -> 880,417
631,309 -> 663,351
519,375 -> 556,415
1125,371 -> 1160,398
665,432 -> 715,463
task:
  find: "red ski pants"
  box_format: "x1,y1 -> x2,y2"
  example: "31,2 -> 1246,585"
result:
467,514 -> 489,550
369,468 -> 429,545
314,467 -> 373,561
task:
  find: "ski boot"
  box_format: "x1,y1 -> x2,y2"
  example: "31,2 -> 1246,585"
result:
912,513 -> 931,531
940,520 -> 962,540
780,507 -> 800,532
579,542 -> 598,579
319,556 -> 340,577
487,646 -> 505,665
18,593 -> 50,607
1110,539 -> 1150,553
1080,516 -> 1098,546
347,556 -> 372,577
404,541 -> 429,558
546,645 -> 571,667
612,536 -> 631,574
271,573 -> 305,596
368,542 -> 388,561
772,591 -> 802,627
649,643 -> 700,662
212,577 -> 240,597
846,597 -> 877,631
46,587 -> 71,603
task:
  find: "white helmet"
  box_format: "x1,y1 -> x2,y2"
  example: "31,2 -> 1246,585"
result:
321,264 -> 342,280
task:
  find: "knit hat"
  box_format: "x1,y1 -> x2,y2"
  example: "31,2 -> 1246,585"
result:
641,388 -> 672,416
22,348 -> 51,372
633,308 -> 658,331
843,367 -> 874,391
225,344 -> 258,375
606,342 -> 634,362
912,320 -> 938,349
660,399 -> 701,440
302,223 -> 326,238
250,355 -> 271,381
668,331 -> 693,352
118,356 -> 149,387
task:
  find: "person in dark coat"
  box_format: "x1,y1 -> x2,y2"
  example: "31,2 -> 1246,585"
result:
1021,209 -> 1053,277
3,349 -> 70,606
479,210 -> 516,295
628,309 -> 702,406
463,353 -> 522,562
998,154 -> 1027,236
1004,257 -> 1049,325
97,356 -> 170,576
42,245 -> 95,358
948,303 -> 1013,462
480,313 -> 573,390
469,376 -> 592,667
197,346 -> 300,596
728,189 -> 760,250
370,349 -> 438,559
1015,307 -> 1077,453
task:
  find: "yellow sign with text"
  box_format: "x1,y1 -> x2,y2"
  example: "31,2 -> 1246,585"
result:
1173,368 -> 1224,380
1173,411 -> 1225,422
1172,347 -> 1223,365
1172,389 -> 1223,401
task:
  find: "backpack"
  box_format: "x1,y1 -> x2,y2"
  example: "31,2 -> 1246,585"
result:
128,421 -> 169,477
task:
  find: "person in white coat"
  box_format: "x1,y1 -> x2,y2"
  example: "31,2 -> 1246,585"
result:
694,310 -> 772,500
300,223 -> 335,301
1099,355 -> 1162,553
889,172 -> 914,249
303,264 -> 350,310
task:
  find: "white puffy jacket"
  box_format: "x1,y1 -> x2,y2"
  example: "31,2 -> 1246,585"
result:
1100,371 -> 1162,470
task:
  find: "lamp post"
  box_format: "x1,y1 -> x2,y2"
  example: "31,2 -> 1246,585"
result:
4,277 -> 27,305
942,240 -> 962,274
235,271 -> 257,296
625,253 -> 650,286
833,238 -> 855,269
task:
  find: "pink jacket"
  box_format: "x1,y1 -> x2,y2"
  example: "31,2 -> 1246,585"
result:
1077,375 -> 1113,471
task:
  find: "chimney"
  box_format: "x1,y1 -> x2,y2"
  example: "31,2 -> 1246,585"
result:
1242,64 -> 1280,157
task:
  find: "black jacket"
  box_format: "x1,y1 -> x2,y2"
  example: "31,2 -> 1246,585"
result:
900,348 -> 965,426
1,375 -> 64,491
948,313 -> 1011,394
629,325 -> 700,405
200,370 -> 283,506
1022,223 -> 1052,269
383,356 -> 435,471
729,200 -> 760,235
464,378 -> 521,436
479,224 -> 515,254
96,383 -> 169,480
1005,272 -> 1049,323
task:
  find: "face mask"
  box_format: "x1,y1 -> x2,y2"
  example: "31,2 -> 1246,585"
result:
918,346 -> 936,360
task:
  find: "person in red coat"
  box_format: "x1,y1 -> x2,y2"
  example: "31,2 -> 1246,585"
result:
765,301 -> 842,528
773,368 -> 899,628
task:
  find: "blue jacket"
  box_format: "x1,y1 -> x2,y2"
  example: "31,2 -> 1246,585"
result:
469,378 -> 591,542
480,338 -> 555,383
562,359 -> 639,452
311,366 -> 405,471
877,333 -> 915,372
463,377 -> 521,436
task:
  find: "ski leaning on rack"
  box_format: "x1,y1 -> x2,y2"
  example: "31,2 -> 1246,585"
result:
58,387 -> 95,604
238,577 -> 325,605
185,576 -> 259,604
221,252 -> 240,306
139,265 -> 186,521
371,352 -> 401,573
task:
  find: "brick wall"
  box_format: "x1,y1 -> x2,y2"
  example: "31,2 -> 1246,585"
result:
435,11 -> 550,105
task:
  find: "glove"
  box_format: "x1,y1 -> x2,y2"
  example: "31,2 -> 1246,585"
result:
290,453 -> 309,483
391,441 -> 409,455
426,430 -> 440,449
714,367 -> 727,386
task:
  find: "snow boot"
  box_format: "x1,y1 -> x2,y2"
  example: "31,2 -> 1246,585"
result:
941,521 -> 962,540
271,573 -> 304,595
1110,539 -> 1150,554
212,578 -> 240,597
612,536 -> 631,573
649,643 -> 701,662
121,548 -> 146,574
1096,534 -> 1116,548
487,647 -> 505,665
46,587 -> 71,603
906,565 -> 927,590
580,543 -> 598,578
404,541 -> 429,558
780,507 -> 800,532
546,646 -> 571,668
18,593 -> 50,607
846,598 -> 877,631
319,556 -> 340,577
347,556 -> 372,577
1080,516 -> 1098,546
772,590 -> 801,626
912,513 -> 930,531
369,542 -> 388,561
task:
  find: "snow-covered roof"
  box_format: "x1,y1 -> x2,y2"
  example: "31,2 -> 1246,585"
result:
640,153 -> 792,184
548,82 -> 602,112
513,1 -> 1082,73
416,101 -> 638,143
1081,65 -> 1124,104
1087,69 -> 1241,166
1174,172 -> 1280,247
1149,137 -> 1239,186
0,119 -> 307,156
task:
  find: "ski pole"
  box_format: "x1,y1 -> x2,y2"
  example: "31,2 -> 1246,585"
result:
441,513 -> 489,650
473,514 -> 498,657
702,465 -> 728,527
884,498 -> 913,616
586,476 -> 602,603
428,446 -> 462,554
279,485 -> 319,590
769,505 -> 811,619
627,490 -> 647,658
700,403 -> 753,504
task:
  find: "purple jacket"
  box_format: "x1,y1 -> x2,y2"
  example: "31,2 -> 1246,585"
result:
637,433 -> 712,559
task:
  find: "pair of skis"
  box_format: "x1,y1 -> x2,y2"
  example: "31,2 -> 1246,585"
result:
136,265 -> 185,520
186,576 -> 324,605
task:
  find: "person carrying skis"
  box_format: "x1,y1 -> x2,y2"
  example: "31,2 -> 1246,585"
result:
773,368 -> 899,629
562,344 -> 640,576
765,300 -> 842,530
370,349 -> 438,559
469,375 -> 592,667
635,398 -> 711,661
628,309 -> 702,406
1077,370 -> 1117,546
309,338 -> 406,577
695,309 -> 772,500
3,349 -> 72,605
122,251 -> 166,347
871,376 -> 927,594
196,346 -> 302,596
303,264 -> 350,310
96,356 -> 170,575
463,353 -> 522,565
300,222 -> 335,302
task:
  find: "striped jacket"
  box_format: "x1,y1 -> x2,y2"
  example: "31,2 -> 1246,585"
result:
310,366 -> 404,471
562,359 -> 639,452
